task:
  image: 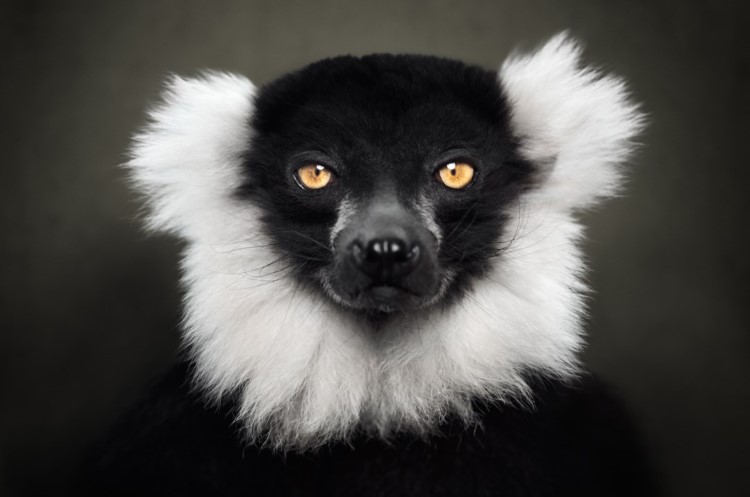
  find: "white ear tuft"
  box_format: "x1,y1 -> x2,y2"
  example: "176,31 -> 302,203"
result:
500,33 -> 645,210
127,72 -> 256,240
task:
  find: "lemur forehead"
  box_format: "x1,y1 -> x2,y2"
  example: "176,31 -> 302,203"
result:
251,54 -> 510,135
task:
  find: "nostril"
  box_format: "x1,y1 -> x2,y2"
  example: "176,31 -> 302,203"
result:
364,238 -> 409,263
347,235 -> 423,282
387,239 -> 404,261
348,237 -> 420,280
366,240 -> 383,261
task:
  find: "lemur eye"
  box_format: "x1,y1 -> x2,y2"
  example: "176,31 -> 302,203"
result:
436,162 -> 474,189
296,163 -> 333,190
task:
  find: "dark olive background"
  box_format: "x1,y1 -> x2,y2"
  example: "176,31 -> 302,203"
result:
1,1 -> 748,495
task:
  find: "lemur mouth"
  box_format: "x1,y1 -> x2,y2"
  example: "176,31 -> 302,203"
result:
349,284 -> 426,314
366,284 -> 422,297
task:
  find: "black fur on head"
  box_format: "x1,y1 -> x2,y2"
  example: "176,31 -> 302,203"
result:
239,54 -> 534,318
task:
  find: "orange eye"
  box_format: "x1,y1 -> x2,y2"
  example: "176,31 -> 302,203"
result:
296,163 -> 333,190
437,162 -> 474,189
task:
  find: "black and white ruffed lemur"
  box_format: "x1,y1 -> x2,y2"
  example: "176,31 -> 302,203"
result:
82,34 -> 654,496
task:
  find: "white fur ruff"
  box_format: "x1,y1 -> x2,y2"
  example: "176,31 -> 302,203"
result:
126,34 -> 644,450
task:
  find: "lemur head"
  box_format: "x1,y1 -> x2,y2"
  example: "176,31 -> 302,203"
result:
128,34 -> 643,450
246,53 -> 533,316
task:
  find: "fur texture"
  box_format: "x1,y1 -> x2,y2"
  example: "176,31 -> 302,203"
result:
126,33 -> 644,450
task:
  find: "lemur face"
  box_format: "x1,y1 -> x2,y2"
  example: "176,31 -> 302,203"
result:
128,34 -> 643,449
241,56 -> 532,316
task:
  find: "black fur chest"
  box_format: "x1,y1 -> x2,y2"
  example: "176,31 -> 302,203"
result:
81,364 -> 653,497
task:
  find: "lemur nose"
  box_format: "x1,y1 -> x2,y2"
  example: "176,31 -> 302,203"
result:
350,238 -> 421,283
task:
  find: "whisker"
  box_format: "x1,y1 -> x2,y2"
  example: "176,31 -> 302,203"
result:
443,198 -> 483,243
239,262 -> 306,287
262,228 -> 334,253
209,241 -> 284,255
244,253 -> 291,275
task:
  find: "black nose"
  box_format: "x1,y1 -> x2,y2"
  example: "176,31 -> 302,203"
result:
350,237 -> 421,284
